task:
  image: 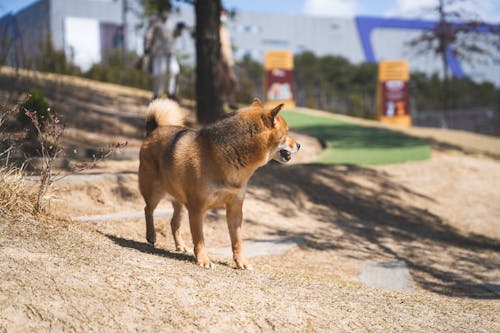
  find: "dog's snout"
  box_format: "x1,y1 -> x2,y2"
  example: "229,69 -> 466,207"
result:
296,143 -> 301,150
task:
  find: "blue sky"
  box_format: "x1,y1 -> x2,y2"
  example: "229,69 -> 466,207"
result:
222,0 -> 396,17
1,0 -> 500,22
0,0 -> 36,16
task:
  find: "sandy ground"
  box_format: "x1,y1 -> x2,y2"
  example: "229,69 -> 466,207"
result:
1,69 -> 499,331
2,152 -> 499,332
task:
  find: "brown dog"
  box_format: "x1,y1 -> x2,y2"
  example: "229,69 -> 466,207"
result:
138,98 -> 300,269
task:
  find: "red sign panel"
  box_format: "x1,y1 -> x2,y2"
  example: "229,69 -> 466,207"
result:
265,68 -> 294,103
380,80 -> 410,117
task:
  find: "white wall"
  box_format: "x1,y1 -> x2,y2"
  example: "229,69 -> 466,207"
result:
63,17 -> 100,71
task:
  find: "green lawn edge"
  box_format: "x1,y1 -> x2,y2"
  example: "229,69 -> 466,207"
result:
282,109 -> 431,165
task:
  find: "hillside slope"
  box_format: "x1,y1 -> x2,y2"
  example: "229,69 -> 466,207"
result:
1,68 -> 499,331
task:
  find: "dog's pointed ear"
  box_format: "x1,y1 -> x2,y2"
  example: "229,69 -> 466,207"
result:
270,103 -> 284,119
270,103 -> 284,127
251,98 -> 263,108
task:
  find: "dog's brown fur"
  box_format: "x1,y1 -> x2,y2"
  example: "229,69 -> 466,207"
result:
138,98 -> 299,269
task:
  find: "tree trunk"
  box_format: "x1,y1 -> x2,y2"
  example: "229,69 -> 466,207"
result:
441,48 -> 450,127
195,0 -> 224,124
438,0 -> 449,127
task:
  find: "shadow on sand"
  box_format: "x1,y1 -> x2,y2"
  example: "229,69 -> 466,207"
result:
103,233 -> 234,269
103,233 -> 194,262
249,163 -> 500,299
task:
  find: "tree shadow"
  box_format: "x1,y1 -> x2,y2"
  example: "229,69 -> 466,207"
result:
0,71 -> 148,140
249,163 -> 500,299
424,136 -> 500,160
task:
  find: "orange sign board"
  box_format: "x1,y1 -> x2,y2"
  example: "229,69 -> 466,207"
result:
376,60 -> 411,126
264,51 -> 295,109
378,61 -> 410,82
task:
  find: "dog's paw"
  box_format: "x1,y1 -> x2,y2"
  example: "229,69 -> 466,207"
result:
198,261 -> 215,270
146,236 -> 156,246
235,258 -> 253,271
194,249 -> 215,269
196,254 -> 215,269
176,245 -> 193,254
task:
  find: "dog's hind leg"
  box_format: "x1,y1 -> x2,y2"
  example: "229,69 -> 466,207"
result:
144,199 -> 161,246
139,160 -> 165,246
141,186 -> 164,246
170,201 -> 190,253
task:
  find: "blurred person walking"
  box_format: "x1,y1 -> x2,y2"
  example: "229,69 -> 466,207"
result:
144,4 -> 183,100
219,9 -> 239,110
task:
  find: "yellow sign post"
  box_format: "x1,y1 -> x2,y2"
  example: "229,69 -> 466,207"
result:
376,60 -> 411,126
264,51 -> 296,109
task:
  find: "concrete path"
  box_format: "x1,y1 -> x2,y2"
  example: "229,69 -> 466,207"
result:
72,211 -> 303,258
359,260 -> 414,293
208,237 -> 304,259
72,209 -> 172,222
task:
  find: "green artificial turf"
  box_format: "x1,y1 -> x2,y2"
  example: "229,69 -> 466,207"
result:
282,109 -> 431,165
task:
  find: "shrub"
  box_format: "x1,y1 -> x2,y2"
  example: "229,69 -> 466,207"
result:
17,89 -> 51,129
85,48 -> 152,90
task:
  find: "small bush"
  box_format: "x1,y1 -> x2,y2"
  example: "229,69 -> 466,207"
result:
17,89 -> 51,129
85,48 -> 152,90
35,36 -> 82,76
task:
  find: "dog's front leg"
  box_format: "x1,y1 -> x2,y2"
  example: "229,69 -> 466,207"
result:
188,209 -> 213,269
226,197 -> 252,270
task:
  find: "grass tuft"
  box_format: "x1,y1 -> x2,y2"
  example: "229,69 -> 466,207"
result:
0,166 -> 37,218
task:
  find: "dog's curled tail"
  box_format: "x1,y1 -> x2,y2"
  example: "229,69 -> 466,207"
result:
145,99 -> 186,135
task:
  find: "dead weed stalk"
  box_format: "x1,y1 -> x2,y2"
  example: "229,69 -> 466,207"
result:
25,108 -> 65,214
2,95 -> 127,217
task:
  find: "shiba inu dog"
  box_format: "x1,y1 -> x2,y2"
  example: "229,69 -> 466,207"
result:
138,98 -> 300,269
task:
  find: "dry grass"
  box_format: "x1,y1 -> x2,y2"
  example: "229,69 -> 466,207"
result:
0,166 -> 37,218
0,66 -> 151,99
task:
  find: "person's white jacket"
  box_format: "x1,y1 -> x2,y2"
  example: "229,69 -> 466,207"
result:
144,15 -> 180,99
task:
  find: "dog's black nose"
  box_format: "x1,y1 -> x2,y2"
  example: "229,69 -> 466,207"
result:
297,143 -> 301,150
